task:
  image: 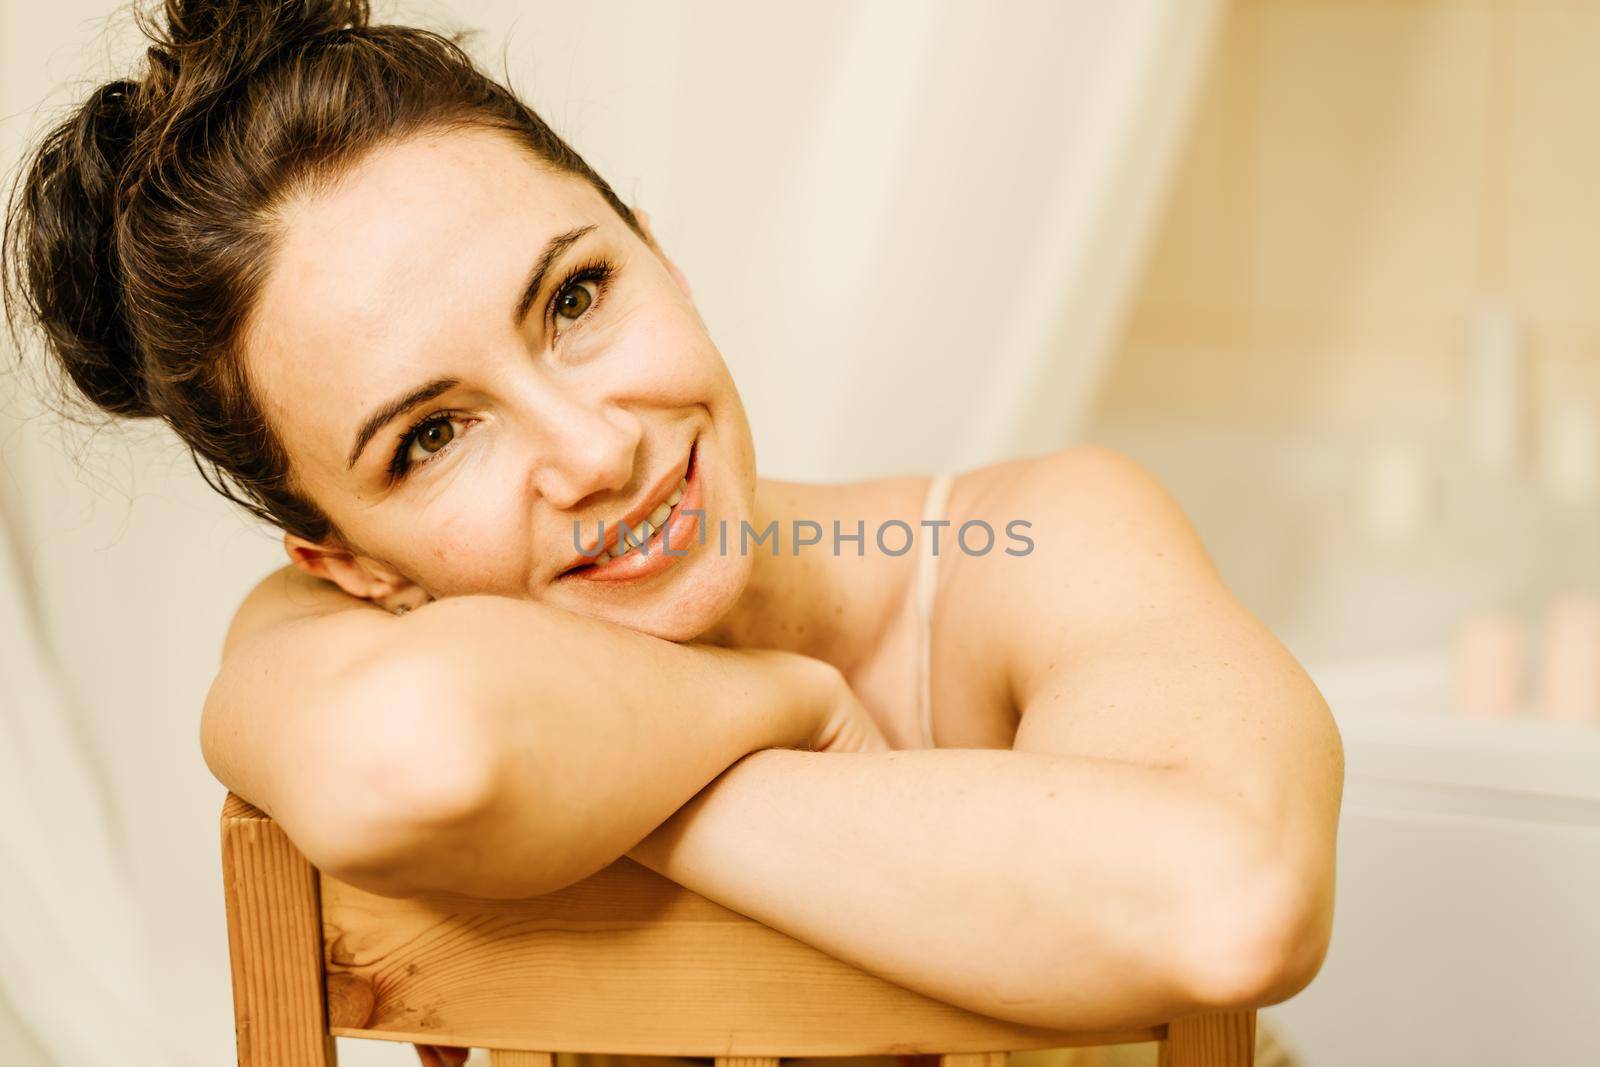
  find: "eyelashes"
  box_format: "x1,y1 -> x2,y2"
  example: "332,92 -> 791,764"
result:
547,257 -> 616,336
387,409 -> 460,481
386,255 -> 619,483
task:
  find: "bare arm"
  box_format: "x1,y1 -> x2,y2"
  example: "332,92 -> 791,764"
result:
618,448 -> 1342,1032
201,569 -> 847,898
622,746 -> 1298,1032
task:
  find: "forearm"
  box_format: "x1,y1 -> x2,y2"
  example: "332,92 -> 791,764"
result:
624,747 -> 1318,1032
351,595 -> 820,898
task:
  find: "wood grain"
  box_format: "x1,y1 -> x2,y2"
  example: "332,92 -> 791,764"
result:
221,793 -> 336,1066
222,792 -> 1255,1066
1158,1011 -> 1255,1067
940,1053 -> 1008,1067
318,857 -> 1159,1056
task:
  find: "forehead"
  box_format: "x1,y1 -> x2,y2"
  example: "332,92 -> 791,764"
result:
243,126 -> 600,476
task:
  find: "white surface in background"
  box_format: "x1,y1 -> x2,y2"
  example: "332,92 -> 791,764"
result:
0,2 -> 1218,1064
0,507 -> 182,1064
1270,680 -> 1600,1067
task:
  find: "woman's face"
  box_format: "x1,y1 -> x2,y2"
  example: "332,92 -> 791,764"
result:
243,125 -> 757,641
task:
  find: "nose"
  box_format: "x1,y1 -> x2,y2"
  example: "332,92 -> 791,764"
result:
525,387 -> 642,511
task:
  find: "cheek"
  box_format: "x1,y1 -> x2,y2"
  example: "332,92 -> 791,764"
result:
408,492 -> 529,593
593,302 -> 731,404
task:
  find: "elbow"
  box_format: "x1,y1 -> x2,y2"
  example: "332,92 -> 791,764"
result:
1173,840 -> 1335,1011
298,646 -> 505,897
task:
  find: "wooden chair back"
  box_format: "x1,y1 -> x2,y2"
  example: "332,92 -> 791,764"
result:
219,793 -> 1254,1066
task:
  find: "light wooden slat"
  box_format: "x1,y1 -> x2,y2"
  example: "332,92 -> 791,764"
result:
223,791 -> 1251,1065
221,793 -> 336,1067
318,860 -> 1159,1056
1158,1011 -> 1255,1067
941,1052 -> 1008,1067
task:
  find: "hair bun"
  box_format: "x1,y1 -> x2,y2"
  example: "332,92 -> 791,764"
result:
136,0 -> 371,119
159,0 -> 370,48
2,78 -> 153,417
0,0 -> 379,423
3,0 -> 385,427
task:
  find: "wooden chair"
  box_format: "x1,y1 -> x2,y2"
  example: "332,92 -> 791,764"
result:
219,793 -> 1254,1067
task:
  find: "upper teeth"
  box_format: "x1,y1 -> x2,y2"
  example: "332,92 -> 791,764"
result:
606,478 -> 688,559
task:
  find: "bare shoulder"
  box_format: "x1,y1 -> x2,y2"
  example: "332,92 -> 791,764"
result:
958,444 -> 1219,583
222,563 -> 381,658
950,445 -> 1231,700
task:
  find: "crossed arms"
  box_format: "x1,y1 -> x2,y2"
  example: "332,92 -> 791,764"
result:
202,448 -> 1341,1033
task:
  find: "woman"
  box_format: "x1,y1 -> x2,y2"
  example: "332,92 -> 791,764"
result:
3,2 -> 1341,1065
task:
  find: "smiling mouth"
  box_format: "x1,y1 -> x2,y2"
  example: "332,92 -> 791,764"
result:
558,440 -> 701,581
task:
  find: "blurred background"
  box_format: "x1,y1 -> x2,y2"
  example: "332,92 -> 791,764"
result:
2,1 -> 1596,1064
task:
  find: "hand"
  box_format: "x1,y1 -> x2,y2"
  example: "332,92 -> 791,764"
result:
798,659 -> 890,754
696,645 -> 889,754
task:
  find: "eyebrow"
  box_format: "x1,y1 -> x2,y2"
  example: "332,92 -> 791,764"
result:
346,223 -> 600,471
512,223 -> 597,326
347,376 -> 460,470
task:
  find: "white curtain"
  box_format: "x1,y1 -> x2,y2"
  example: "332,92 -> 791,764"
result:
0,507 -> 179,1066
527,0 -> 1224,480
0,2 -> 1220,1063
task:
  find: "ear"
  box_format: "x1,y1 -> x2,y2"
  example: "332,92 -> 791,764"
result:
284,532 -> 429,611
634,207 -> 694,302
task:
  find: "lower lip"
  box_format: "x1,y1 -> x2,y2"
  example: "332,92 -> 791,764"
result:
564,443 -> 704,584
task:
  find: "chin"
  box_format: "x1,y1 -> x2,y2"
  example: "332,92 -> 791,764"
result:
651,556 -> 752,643
583,549 -> 752,643
546,418 -> 758,643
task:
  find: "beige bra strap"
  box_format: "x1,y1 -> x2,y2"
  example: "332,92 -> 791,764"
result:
914,473 -> 956,749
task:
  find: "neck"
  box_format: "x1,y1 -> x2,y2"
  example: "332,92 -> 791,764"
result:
695,475 -> 927,675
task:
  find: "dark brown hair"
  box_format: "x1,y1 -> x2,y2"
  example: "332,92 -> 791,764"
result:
2,0 -> 641,542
